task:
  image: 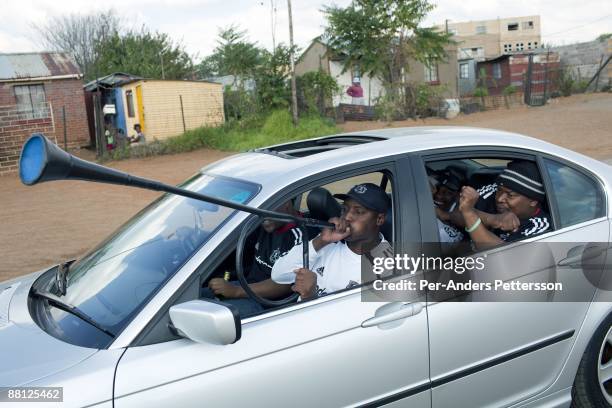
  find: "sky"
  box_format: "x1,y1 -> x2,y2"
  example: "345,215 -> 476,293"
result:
0,0 -> 610,62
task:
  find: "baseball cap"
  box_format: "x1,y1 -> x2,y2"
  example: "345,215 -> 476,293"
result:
333,183 -> 390,213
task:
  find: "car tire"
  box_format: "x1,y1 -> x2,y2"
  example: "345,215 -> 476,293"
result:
572,313 -> 612,407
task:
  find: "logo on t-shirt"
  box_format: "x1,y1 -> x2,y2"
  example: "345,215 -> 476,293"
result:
315,266 -> 325,277
269,249 -> 281,264
346,280 -> 359,289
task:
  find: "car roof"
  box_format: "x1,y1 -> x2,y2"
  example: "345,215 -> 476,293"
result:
202,126 -> 611,198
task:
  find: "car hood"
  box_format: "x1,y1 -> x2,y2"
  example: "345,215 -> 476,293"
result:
0,270 -> 98,387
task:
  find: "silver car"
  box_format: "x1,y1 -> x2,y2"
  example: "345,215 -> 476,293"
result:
1,127 -> 611,408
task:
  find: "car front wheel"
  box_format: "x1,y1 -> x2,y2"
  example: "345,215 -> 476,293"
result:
572,313 -> 612,407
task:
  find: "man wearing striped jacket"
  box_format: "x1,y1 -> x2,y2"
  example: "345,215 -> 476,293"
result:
458,160 -> 551,249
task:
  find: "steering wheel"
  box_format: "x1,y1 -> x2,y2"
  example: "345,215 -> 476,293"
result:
235,215 -> 301,307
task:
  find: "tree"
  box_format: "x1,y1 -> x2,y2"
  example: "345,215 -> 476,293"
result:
33,10 -> 121,81
196,25 -> 261,85
93,28 -> 194,80
323,0 -> 453,117
254,44 -> 297,110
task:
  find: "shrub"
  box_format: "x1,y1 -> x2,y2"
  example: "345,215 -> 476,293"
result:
473,87 -> 489,97
102,110 -> 339,162
502,85 -> 517,95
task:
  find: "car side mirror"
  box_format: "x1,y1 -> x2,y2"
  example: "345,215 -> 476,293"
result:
169,299 -> 241,345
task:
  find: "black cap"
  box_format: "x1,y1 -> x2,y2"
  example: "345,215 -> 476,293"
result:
334,183 -> 390,213
496,160 -> 545,202
439,171 -> 463,192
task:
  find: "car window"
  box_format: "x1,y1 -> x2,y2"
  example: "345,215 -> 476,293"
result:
50,174 -> 259,340
298,172 -> 387,210
201,170 -> 394,316
544,159 -> 605,228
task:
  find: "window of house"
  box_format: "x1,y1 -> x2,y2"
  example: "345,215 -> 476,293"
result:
14,84 -> 47,119
504,44 -> 512,53
534,41 -> 539,48
517,43 -> 524,51
544,159 -> 605,228
125,90 -> 135,118
424,63 -> 439,84
493,63 -> 502,79
528,42 -> 532,50
507,23 -> 519,31
522,21 -> 534,30
460,63 -> 470,79
475,25 -> 487,34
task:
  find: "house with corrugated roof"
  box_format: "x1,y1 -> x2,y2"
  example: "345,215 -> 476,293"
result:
0,52 -> 89,175
85,73 -> 225,143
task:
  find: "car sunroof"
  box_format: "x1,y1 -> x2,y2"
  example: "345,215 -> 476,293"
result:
253,135 -> 387,158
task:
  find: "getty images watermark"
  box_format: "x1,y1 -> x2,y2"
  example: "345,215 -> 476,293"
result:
370,253 -> 562,292
360,242 -> 612,302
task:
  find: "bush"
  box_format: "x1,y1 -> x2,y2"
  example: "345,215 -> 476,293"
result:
473,87 -> 488,97
557,68 -> 575,97
502,85 -> 517,95
297,71 -> 340,115
102,110 -> 339,162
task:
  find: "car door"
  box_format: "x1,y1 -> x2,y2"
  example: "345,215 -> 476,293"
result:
113,157 -> 431,408
411,151 -> 606,408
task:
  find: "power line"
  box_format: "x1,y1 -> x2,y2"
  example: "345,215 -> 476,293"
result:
542,14 -> 612,38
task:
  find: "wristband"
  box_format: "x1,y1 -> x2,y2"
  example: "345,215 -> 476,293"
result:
465,218 -> 482,233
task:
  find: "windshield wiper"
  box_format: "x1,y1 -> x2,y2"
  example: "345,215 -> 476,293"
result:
31,289 -> 116,338
55,261 -> 71,296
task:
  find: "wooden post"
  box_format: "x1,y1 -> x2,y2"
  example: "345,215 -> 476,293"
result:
180,95 -> 187,133
543,49 -> 551,104
62,106 -> 67,150
287,0 -> 298,126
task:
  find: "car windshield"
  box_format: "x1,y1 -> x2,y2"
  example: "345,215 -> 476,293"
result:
48,173 -> 259,337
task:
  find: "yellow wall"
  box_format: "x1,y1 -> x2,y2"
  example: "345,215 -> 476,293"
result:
122,80 -> 224,141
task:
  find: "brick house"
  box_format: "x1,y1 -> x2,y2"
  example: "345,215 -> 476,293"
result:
0,52 -> 89,175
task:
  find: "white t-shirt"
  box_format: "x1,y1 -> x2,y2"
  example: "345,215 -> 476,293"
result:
437,219 -> 464,243
271,236 -> 389,297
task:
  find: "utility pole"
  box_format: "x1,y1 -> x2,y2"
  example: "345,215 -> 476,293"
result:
160,53 -> 165,80
271,0 -> 277,51
287,0 -> 298,126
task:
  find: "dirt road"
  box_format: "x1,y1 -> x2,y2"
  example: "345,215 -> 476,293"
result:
340,93 -> 612,159
1,93 -> 611,281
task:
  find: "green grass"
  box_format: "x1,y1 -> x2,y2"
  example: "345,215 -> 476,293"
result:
105,110 -> 339,161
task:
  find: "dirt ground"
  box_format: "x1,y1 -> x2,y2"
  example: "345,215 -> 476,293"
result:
1,93 -> 611,281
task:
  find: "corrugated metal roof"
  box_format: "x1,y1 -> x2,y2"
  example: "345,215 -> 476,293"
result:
83,72 -> 144,91
0,52 -> 81,80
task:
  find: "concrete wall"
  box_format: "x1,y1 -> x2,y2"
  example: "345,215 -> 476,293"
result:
295,41 -> 331,77
407,47 -> 459,98
121,80 -> 224,141
552,39 -> 612,89
440,16 -> 541,60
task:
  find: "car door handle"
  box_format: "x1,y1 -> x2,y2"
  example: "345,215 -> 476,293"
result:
558,244 -> 608,267
361,302 -> 424,328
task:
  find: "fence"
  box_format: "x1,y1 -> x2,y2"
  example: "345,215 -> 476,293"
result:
0,103 -> 56,175
459,92 -> 524,113
524,58 -> 611,106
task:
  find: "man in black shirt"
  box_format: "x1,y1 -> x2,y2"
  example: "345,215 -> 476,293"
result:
204,200 -> 301,316
458,160 -> 551,249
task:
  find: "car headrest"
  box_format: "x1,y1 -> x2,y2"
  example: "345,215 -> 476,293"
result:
307,187 -> 342,221
380,193 -> 393,242
468,168 -> 503,189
